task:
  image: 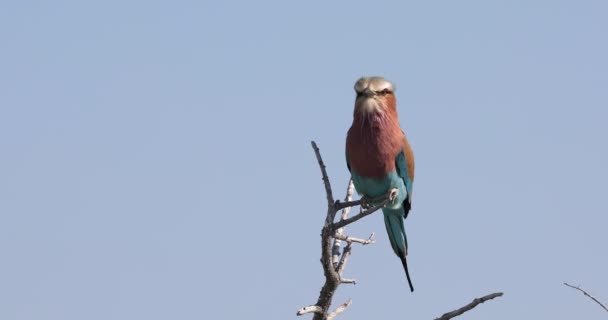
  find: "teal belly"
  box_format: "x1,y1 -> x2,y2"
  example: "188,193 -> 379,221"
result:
351,171 -> 406,210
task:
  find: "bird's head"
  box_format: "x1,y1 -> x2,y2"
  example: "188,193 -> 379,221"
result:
353,76 -> 396,115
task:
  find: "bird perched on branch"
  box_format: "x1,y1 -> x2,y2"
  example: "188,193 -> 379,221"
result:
345,76 -> 415,292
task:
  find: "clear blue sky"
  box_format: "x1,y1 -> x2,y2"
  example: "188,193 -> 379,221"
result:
1,1 -> 607,319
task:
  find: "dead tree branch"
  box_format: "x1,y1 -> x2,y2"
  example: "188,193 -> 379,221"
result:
332,198 -> 390,230
297,305 -> 322,316
564,282 -> 608,313
300,141 -> 504,320
434,292 -> 504,320
333,232 -> 375,245
327,299 -> 352,320
297,141 -> 382,320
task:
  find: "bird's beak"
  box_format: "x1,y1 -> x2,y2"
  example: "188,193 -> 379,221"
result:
363,88 -> 376,98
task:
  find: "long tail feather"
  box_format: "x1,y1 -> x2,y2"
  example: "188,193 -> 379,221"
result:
400,255 -> 414,292
383,209 -> 414,292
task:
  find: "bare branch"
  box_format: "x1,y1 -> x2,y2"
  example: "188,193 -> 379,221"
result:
336,242 -> 353,276
331,228 -> 344,270
434,292 -> 504,320
327,299 -> 352,320
308,142 -> 340,319
311,141 -> 335,222
334,199 -> 363,211
333,232 -> 375,245
298,144 -> 379,320
302,141 -> 504,320
297,305 -> 322,316
340,182 -> 355,220
332,182 -> 355,269
333,182 -> 371,285
332,198 -> 390,230
564,282 -> 608,313
300,142 -> 355,320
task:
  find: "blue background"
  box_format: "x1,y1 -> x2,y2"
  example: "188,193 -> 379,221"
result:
1,1 -> 607,319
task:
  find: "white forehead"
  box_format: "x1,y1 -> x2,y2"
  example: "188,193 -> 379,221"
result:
354,77 -> 395,93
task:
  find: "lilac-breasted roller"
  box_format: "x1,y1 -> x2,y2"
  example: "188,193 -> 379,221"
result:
345,76 -> 416,292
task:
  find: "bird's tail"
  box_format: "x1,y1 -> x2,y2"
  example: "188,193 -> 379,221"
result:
383,209 -> 414,292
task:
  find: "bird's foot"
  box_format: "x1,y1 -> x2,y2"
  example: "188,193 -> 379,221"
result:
360,196 -> 372,209
361,190 -> 398,209
388,188 -> 399,204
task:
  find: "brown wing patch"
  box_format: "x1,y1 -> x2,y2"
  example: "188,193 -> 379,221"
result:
402,133 -> 415,183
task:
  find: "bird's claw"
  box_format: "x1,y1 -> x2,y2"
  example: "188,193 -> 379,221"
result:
361,189 -> 398,209
360,196 -> 372,209
388,188 -> 399,203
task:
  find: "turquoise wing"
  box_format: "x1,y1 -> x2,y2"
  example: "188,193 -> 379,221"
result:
395,150 -> 413,218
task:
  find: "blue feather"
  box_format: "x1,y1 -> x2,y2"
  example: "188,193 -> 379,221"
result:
347,152 -> 415,291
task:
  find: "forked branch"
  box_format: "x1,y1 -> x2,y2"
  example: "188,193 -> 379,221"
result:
299,141 -> 504,320
297,141 -> 382,320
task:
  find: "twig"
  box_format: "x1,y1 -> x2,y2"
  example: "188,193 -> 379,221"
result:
332,183 -> 355,269
434,292 -> 504,320
334,199 -> 363,211
333,232 -> 375,245
564,282 -> 608,313
331,228 -> 344,269
332,198 -> 390,230
334,182 -> 368,285
297,305 -> 322,316
336,242 -> 352,276
327,299 -> 352,320
311,141 -> 335,223
339,182 -> 355,221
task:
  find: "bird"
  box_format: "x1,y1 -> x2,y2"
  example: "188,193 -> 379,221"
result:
345,76 -> 415,292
